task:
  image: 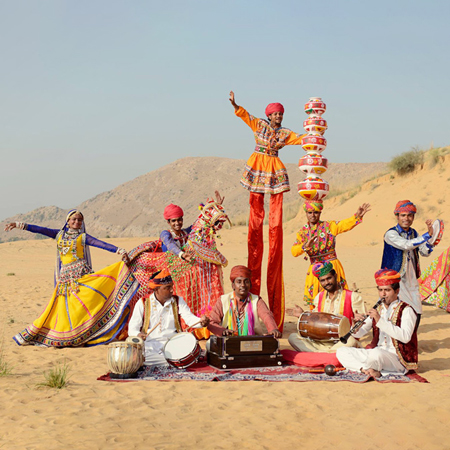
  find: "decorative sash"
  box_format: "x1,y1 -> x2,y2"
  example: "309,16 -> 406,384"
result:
141,295 -> 182,334
254,145 -> 279,157
317,289 -> 354,321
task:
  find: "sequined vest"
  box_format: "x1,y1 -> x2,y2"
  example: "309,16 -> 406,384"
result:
381,226 -> 421,278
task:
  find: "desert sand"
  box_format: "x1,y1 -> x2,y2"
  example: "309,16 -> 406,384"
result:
1,160 -> 450,450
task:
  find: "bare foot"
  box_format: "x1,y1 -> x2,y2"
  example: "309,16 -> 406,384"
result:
362,368 -> 381,378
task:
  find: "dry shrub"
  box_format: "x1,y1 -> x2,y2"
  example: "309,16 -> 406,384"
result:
389,148 -> 424,175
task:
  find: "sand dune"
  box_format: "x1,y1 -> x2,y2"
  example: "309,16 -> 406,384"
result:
1,156 -> 450,449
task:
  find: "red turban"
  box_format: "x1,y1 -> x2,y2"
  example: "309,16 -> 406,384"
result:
394,200 -> 417,215
230,265 -> 252,282
374,269 -> 401,286
148,269 -> 173,289
163,204 -> 184,220
265,103 -> 284,117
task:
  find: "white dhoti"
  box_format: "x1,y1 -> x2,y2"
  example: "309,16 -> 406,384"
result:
336,347 -> 407,376
288,333 -> 361,353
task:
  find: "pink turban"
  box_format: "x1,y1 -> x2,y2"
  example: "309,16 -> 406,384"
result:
394,200 -> 417,215
265,103 -> 284,117
303,200 -> 324,212
375,269 -> 401,286
230,265 -> 252,282
312,262 -> 334,278
163,204 -> 184,220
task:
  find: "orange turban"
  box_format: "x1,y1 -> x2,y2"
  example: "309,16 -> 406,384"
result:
394,200 -> 417,215
265,103 -> 284,117
230,265 -> 252,282
148,269 -> 173,289
163,204 -> 184,220
374,269 -> 401,286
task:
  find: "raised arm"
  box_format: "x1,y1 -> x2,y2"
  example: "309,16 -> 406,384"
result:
4,222 -> 59,239
85,234 -> 127,260
384,229 -> 431,251
284,130 -> 308,146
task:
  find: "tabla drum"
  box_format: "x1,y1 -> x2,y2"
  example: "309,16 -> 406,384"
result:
429,219 -> 444,246
126,336 -> 144,346
163,332 -> 201,369
297,312 -> 350,342
107,341 -> 144,379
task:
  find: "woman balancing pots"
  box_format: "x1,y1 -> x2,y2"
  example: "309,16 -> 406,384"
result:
5,210 -> 138,347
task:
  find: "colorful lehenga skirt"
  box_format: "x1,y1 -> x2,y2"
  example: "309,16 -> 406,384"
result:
13,261 -> 138,347
419,246 -> 450,312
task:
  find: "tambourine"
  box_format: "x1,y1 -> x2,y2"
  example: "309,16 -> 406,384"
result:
429,219 -> 444,246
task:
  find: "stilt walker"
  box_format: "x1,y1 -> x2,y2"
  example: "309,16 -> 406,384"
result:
229,91 -> 307,331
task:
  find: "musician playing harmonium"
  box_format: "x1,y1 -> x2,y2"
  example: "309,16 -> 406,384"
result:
208,265 -> 282,337
128,270 -> 209,366
336,269 -> 418,378
287,261 -> 365,352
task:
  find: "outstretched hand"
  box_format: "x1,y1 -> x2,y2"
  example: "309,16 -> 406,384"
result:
215,190 -> 225,205
229,91 -> 238,110
286,304 -> 304,318
425,219 -> 434,236
4,222 -> 17,232
355,203 -> 371,219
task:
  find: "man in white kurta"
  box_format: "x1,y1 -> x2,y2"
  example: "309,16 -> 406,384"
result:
128,270 -> 209,366
336,269 -> 418,378
381,200 -> 434,319
287,261 -> 366,352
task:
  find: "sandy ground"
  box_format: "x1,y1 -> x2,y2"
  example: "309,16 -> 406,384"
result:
2,162 -> 450,450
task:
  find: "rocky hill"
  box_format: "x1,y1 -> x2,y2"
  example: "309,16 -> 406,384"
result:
0,156 -> 387,242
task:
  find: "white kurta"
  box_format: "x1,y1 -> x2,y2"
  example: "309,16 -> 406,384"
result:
128,294 -> 202,366
288,289 -> 366,353
336,299 -> 417,376
384,226 -> 432,314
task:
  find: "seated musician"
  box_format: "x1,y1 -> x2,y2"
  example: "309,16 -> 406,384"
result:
208,265 -> 282,337
287,261 -> 365,352
336,269 -> 418,378
128,269 -> 209,366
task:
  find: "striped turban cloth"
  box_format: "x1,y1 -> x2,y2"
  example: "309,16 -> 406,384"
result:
303,200 -> 324,212
394,200 -> 417,215
148,269 -> 173,289
312,261 -> 334,278
374,269 -> 401,286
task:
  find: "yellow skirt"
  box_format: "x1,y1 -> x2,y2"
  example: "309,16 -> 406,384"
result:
303,259 -> 348,308
13,262 -> 138,347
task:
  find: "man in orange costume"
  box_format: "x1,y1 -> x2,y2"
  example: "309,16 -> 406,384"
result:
229,91 -> 307,331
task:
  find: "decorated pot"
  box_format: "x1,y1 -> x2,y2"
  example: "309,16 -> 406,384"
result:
303,117 -> 328,135
298,154 -> 328,175
297,176 -> 329,201
304,97 -> 326,116
301,135 -> 327,153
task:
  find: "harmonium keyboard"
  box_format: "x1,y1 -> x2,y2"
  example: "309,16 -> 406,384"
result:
207,335 -> 283,369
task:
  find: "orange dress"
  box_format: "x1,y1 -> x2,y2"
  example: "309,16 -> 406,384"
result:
235,106 -> 306,194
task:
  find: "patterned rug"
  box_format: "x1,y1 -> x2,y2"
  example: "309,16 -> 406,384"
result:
98,361 -> 428,383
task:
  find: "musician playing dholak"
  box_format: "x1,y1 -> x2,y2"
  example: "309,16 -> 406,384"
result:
128,269 -> 209,366
208,265 -> 282,337
287,261 -> 365,352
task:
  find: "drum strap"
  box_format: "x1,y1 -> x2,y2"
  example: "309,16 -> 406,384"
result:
141,295 -> 183,333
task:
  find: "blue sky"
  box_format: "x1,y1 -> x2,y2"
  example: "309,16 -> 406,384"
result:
1,0 -> 449,220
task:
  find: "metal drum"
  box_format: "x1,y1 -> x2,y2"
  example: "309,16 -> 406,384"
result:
107,340 -> 144,378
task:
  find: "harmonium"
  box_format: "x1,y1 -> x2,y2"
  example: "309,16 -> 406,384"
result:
207,335 -> 283,369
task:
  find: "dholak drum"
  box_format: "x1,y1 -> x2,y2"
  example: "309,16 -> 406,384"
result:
163,332 -> 201,369
429,219 -> 444,246
107,341 -> 144,379
297,312 -> 350,342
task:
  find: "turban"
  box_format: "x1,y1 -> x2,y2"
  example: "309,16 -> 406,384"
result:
303,200 -> 324,212
148,269 -> 173,289
394,200 -> 417,215
230,265 -> 252,282
163,204 -> 184,220
312,261 -> 334,278
374,269 -> 401,286
265,103 -> 284,117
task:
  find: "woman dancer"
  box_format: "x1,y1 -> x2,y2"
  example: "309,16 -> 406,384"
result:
5,210 -> 138,347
